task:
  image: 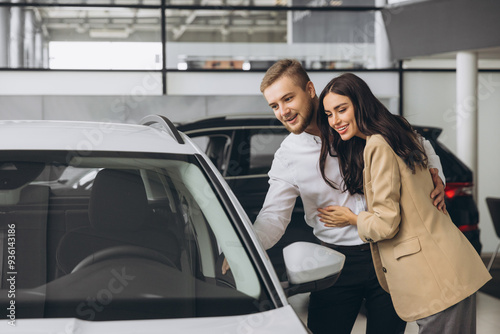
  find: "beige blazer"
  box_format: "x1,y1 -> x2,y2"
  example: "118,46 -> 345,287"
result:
357,134 -> 491,322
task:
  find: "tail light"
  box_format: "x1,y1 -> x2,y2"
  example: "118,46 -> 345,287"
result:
444,182 -> 474,199
459,225 -> 478,232
444,182 -> 478,232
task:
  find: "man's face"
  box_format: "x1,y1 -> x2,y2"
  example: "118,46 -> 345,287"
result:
263,76 -> 316,135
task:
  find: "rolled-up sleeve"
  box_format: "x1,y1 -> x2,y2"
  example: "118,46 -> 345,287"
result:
421,137 -> 446,185
357,141 -> 401,243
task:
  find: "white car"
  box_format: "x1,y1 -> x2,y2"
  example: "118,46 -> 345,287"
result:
0,116 -> 344,333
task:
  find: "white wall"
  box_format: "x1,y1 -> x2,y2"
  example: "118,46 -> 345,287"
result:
403,72 -> 500,253
402,72 -> 457,150
0,71 -> 163,96
0,70 -> 398,97
0,94 -> 272,123
477,73 -> 500,253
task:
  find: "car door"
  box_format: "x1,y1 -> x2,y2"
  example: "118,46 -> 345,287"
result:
187,126 -> 316,280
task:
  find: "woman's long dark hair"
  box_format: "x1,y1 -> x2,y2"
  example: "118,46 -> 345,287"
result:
318,73 -> 428,195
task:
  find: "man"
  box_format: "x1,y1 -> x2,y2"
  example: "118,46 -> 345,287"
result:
253,59 -> 446,334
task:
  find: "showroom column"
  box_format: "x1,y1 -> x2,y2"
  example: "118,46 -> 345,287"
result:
456,51 -> 478,197
0,2 -> 8,67
374,0 -> 392,68
43,39 -> 49,68
24,9 -> 35,67
34,28 -> 44,68
9,0 -> 24,67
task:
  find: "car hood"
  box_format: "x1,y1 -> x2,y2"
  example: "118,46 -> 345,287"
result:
1,305 -> 308,333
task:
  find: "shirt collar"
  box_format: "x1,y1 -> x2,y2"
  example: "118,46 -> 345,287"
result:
301,131 -> 322,144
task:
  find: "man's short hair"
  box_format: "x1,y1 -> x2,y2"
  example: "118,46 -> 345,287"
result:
260,59 -> 311,93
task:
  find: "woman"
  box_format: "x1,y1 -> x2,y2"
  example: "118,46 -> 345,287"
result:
316,73 -> 491,333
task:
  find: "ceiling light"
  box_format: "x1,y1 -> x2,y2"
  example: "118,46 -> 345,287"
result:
89,29 -> 131,39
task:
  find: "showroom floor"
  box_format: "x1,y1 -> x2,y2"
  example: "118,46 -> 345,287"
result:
288,291 -> 500,333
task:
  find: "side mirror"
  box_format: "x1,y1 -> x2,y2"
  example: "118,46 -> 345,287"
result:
282,242 -> 345,297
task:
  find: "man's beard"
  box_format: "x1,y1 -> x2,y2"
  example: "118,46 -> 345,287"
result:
284,100 -> 315,135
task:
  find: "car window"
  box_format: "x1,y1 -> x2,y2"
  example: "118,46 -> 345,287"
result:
186,128 -> 287,177
191,135 -> 232,175
190,136 -> 209,151
0,153 -> 269,321
249,130 -> 287,175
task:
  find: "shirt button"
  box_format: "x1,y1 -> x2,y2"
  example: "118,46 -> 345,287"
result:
382,267 -> 387,273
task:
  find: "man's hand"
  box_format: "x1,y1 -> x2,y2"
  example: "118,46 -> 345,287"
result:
318,205 -> 357,227
430,168 -> 447,214
222,257 -> 230,275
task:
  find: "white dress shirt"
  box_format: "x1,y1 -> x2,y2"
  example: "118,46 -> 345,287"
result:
253,131 -> 445,250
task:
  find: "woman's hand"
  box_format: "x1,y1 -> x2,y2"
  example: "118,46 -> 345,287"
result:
318,205 -> 358,227
429,168 -> 447,214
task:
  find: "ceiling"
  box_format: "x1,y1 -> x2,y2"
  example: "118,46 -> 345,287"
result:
32,3 -> 288,42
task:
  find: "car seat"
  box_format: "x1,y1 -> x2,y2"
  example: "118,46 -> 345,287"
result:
55,168 -> 181,275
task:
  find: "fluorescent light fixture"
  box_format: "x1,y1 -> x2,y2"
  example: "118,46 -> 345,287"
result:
89,29 -> 131,39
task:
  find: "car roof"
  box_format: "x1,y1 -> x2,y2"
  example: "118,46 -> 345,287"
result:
0,119 -> 198,155
177,113 -> 284,132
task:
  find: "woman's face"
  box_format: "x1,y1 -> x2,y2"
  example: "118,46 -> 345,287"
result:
323,92 -> 366,140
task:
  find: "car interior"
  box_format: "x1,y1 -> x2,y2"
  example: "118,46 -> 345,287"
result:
0,153 -> 269,321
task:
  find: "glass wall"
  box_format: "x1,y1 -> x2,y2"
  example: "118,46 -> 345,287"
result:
0,0 -> 384,71
166,9 -> 377,70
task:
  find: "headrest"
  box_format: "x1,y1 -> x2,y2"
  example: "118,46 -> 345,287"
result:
89,169 -> 148,231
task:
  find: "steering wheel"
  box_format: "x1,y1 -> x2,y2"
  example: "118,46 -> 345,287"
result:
215,277 -> 236,289
71,245 -> 178,273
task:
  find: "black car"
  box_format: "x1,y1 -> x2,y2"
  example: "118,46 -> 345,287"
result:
178,115 -> 482,278
414,126 -> 481,254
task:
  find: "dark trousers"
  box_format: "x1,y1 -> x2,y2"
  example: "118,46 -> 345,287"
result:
307,245 -> 406,334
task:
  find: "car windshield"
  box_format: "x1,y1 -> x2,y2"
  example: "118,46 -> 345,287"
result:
0,151 -> 269,321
